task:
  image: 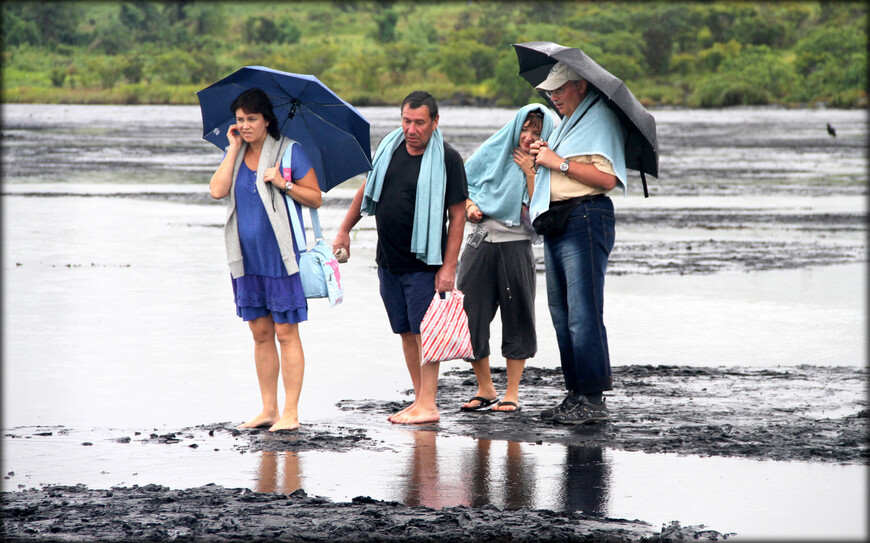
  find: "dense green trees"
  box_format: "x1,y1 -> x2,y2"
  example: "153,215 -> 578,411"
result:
2,1 -> 866,107
3,2 -> 85,48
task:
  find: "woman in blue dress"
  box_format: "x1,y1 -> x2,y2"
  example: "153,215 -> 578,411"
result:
209,88 -> 322,432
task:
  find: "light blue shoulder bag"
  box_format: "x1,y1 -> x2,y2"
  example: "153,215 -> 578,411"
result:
282,143 -> 343,307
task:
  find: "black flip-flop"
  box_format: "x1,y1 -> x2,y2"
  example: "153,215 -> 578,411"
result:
460,396 -> 499,412
492,401 -> 521,412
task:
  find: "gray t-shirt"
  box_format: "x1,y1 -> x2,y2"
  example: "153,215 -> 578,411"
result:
476,216 -> 530,243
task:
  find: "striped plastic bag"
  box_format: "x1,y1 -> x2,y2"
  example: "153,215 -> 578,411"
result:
420,290 -> 474,365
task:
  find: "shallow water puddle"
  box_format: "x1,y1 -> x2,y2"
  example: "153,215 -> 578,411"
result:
3,425 -> 865,540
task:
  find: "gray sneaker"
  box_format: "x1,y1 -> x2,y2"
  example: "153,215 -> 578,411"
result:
552,397 -> 610,424
540,393 -> 579,421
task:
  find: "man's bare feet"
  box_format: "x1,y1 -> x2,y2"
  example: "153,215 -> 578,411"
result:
390,405 -> 440,424
387,401 -> 416,422
269,416 -> 301,432
238,411 -> 279,429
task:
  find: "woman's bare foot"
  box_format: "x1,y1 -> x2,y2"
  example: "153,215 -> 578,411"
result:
387,401 -> 416,422
238,411 -> 279,429
269,415 -> 301,432
390,405 -> 440,425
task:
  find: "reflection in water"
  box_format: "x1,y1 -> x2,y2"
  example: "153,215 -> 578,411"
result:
401,430 -> 465,508
396,430 -> 609,513
250,432 -> 611,514
461,438 -> 538,510
464,438 -> 492,507
561,445 -> 610,516
504,440 -> 536,509
255,451 -> 303,494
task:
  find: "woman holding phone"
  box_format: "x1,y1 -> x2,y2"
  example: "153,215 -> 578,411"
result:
209,88 -> 321,431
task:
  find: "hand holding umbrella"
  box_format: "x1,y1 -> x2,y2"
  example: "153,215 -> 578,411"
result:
529,140 -> 561,172
198,66 -> 372,193
513,41 -> 658,196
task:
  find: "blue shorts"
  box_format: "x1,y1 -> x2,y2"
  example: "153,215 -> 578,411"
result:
378,268 -> 436,335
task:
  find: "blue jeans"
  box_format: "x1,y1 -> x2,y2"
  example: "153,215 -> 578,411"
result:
543,197 -> 615,395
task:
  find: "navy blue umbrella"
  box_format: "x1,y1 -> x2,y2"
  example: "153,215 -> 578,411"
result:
197,66 -> 372,192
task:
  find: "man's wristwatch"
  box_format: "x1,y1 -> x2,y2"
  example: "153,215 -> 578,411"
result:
559,160 -> 570,173
284,180 -> 293,192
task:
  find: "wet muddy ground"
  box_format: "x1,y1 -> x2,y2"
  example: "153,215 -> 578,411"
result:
340,365 -> 869,464
3,365 -> 864,541
2,105 -> 866,541
1,483 -> 727,542
1,194 -> 866,541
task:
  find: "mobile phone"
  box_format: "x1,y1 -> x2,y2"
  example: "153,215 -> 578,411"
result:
466,226 -> 488,249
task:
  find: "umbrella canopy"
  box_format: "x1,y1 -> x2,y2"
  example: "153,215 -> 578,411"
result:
197,66 -> 372,192
513,41 -> 658,196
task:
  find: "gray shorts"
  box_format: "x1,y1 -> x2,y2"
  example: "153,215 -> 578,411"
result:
456,239 -> 537,361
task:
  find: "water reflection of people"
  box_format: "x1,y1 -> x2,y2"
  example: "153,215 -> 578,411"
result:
401,430 -> 466,508
463,439 -> 537,509
255,451 -> 303,494
401,431 -> 536,510
559,445 -> 610,516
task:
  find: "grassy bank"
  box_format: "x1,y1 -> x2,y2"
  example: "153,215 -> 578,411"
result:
2,1 -> 866,108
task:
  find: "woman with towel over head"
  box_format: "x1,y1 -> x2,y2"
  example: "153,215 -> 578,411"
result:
457,104 -> 554,412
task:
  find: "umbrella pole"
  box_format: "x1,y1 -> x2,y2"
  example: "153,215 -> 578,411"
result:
641,170 -> 649,198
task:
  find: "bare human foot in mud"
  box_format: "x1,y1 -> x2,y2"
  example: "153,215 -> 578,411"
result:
238,411 -> 279,429
268,415 -> 300,432
390,405 -> 440,424
387,401 -> 416,422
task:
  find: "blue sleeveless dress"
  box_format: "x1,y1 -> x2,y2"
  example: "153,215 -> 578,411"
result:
230,146 -> 314,324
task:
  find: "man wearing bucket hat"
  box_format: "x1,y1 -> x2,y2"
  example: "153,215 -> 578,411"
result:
528,61 -> 628,425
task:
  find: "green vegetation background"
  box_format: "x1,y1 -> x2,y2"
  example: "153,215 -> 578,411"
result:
2,1 -> 866,108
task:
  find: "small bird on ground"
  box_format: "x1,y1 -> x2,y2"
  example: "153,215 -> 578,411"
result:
826,123 -> 837,137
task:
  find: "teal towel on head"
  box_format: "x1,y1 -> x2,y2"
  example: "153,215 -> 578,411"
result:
362,127 -> 447,265
465,104 -> 555,226
529,89 -> 627,223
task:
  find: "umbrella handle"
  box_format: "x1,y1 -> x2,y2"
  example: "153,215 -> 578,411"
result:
641,169 -> 649,198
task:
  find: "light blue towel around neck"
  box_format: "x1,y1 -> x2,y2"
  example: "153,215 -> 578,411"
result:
465,103 -> 555,226
362,127 -> 446,265
529,88 -> 627,223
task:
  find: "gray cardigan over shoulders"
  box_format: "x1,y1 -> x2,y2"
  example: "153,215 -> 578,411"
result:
223,135 -> 298,279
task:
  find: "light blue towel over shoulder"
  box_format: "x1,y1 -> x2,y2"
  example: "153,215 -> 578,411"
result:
362,127 -> 447,265
529,89 -> 627,223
